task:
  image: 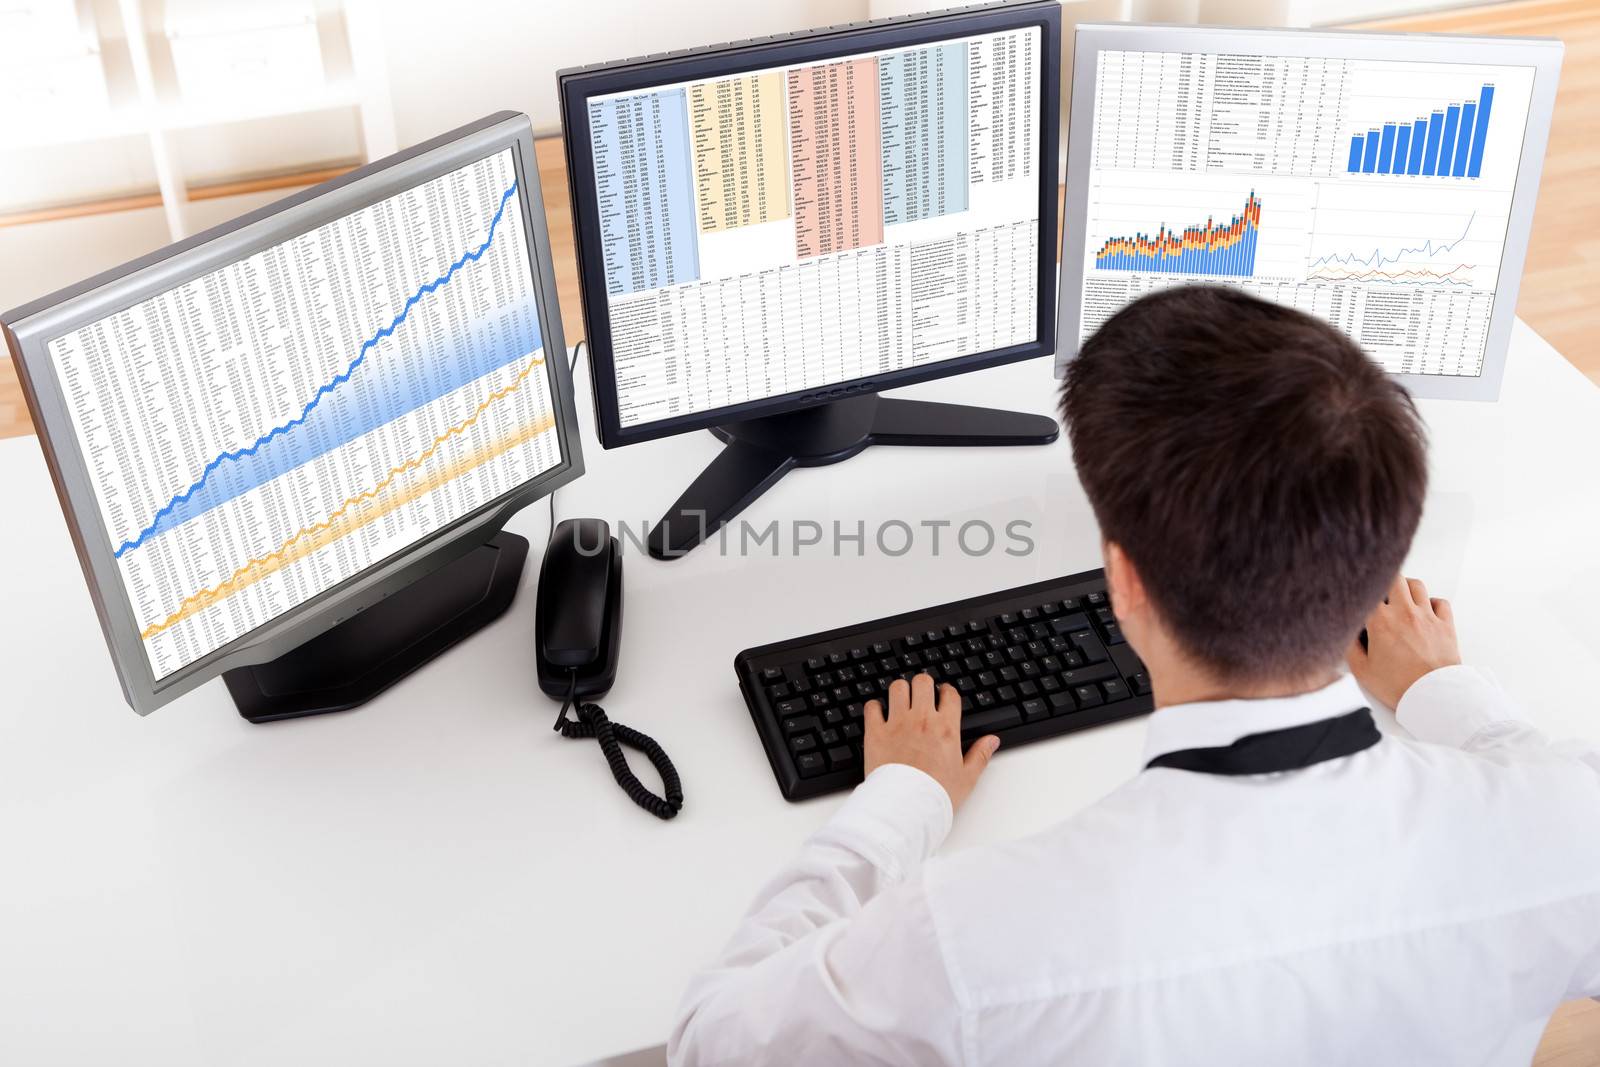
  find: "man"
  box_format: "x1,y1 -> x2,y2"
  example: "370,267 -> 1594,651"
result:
667,287 -> 1600,1065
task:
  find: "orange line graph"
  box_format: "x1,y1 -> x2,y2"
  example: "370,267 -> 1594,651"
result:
1306,263 -> 1474,285
138,356 -> 551,641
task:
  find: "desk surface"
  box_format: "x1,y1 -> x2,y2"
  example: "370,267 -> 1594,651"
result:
1,319 -> 1597,1066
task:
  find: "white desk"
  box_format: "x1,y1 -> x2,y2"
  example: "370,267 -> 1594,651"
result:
1,319 -> 1597,1067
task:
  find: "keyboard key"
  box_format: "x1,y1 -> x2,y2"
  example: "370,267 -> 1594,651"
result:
1131,672 -> 1152,696
903,633 -> 924,648
791,733 -> 819,754
1101,678 -> 1130,703
1040,675 -> 1061,693
999,666 -> 1021,683
820,728 -> 840,746
1073,684 -> 1104,708
1040,602 -> 1061,616
767,683 -> 791,700
974,691 -> 997,709
1060,663 -> 1120,687
1050,613 -> 1091,635
815,670 -> 835,687
1103,622 -> 1126,645
1087,591 -> 1107,607
1021,698 -> 1048,722
843,722 -> 862,740
828,652 -> 847,666
963,705 -> 1021,734
850,647 -> 869,661
1059,597 -> 1082,612
1048,691 -> 1076,714
997,685 -> 1017,702
945,625 -> 963,639
836,665 -> 856,682
1069,631 -> 1109,664
966,620 -> 985,634
823,707 -> 845,726
827,746 -> 855,771
782,714 -> 820,735
808,693 -> 830,709
806,657 -> 825,671
997,612 -> 1018,627
1019,680 -> 1039,698
845,702 -> 864,719
760,667 -> 783,683
872,641 -> 891,656
796,752 -> 826,777
1020,607 -> 1039,621
776,698 -> 808,717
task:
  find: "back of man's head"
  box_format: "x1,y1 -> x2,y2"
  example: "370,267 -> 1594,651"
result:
1060,286 -> 1428,686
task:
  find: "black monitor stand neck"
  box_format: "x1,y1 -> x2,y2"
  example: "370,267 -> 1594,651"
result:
224,531 -> 528,722
646,393 -> 1058,560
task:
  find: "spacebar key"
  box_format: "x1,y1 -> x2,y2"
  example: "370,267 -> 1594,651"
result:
961,705 -> 1022,737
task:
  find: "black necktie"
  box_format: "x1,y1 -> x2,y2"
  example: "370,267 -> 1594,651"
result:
1145,707 -> 1380,776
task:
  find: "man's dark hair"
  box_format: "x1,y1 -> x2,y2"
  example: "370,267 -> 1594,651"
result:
1060,286 -> 1427,684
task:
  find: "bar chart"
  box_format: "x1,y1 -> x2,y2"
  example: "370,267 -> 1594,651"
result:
1346,84 -> 1494,179
1094,192 -> 1262,277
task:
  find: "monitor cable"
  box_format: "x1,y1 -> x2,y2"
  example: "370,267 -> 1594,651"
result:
542,339 -> 684,821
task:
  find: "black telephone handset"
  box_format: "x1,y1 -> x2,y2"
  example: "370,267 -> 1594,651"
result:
536,518 -> 622,700
536,519 -> 682,820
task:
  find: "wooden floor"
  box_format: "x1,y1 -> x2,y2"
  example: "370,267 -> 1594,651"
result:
0,1 -> 1595,1058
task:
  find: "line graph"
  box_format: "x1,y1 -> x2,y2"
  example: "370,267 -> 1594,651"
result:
137,354 -> 550,640
112,179 -> 521,559
1307,211 -> 1478,287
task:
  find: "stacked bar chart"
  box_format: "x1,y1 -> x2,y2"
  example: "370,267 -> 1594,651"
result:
1347,84 -> 1494,178
1094,192 -> 1262,277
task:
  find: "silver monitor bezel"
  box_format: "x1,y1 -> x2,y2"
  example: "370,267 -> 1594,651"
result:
1054,23 -> 1564,401
2,111 -> 584,714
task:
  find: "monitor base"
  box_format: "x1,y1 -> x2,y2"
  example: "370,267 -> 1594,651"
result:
646,394 -> 1058,559
224,531 -> 530,722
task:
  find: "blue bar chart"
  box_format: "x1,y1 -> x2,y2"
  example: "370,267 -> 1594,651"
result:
1346,84 -> 1494,179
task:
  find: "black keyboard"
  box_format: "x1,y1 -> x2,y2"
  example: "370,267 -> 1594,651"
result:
735,569 -> 1153,800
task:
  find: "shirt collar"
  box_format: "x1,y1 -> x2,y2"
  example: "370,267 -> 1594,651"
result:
1140,673 -> 1368,766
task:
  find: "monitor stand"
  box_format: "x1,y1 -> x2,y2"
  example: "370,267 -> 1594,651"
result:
646,394 -> 1057,559
223,531 -> 529,723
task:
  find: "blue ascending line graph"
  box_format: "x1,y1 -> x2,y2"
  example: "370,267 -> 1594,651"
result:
1308,211 -> 1478,286
113,180 -> 523,559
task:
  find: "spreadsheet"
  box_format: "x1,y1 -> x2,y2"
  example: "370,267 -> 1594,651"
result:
584,26 -> 1044,428
1077,50 -> 1536,378
50,150 -> 562,679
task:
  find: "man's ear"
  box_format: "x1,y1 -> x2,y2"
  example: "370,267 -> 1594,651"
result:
1104,541 -> 1145,614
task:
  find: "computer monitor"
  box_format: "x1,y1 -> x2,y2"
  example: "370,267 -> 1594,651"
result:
1,112 -> 584,718
1056,24 -> 1562,401
559,0 -> 1062,558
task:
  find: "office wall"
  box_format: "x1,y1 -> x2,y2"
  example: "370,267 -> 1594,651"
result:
373,0 -> 868,141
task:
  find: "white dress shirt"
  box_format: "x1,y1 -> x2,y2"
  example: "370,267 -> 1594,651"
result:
668,667 -> 1600,1066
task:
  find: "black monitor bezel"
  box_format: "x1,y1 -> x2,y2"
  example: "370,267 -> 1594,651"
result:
559,0 -> 1061,449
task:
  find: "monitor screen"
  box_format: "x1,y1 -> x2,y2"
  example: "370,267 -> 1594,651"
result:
580,23 -> 1046,431
44,148 -> 564,681
1074,48 -> 1535,378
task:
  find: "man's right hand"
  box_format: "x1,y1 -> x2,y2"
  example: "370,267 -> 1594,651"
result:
1347,574 -> 1462,709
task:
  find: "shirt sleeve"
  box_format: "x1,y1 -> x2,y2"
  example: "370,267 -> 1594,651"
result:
1395,664 -> 1600,775
1398,665 -> 1600,1001
667,764 -> 965,1067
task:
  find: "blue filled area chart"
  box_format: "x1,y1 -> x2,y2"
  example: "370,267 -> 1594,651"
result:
50,149 -> 562,680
